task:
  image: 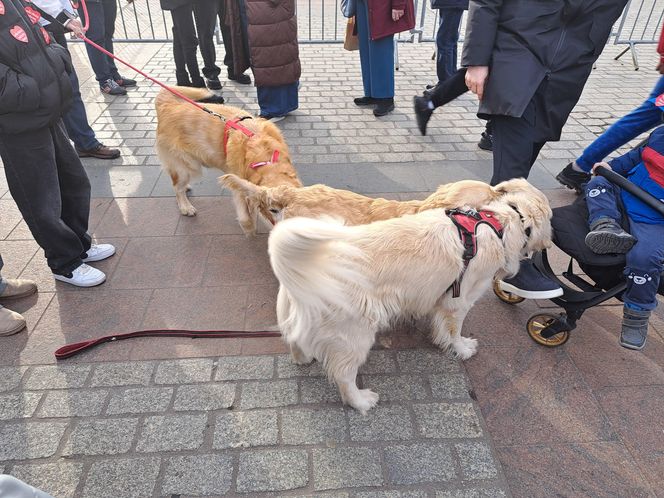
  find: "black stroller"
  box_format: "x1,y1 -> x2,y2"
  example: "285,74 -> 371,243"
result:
493,166 -> 664,347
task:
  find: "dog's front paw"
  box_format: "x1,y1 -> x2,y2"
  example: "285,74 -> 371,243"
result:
180,205 -> 197,216
453,336 -> 478,360
350,388 -> 379,414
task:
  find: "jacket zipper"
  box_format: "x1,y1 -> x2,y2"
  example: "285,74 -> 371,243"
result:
548,22 -> 567,77
6,0 -> 65,105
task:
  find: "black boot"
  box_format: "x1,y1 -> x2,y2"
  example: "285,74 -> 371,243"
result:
354,96 -> 380,106
585,217 -> 636,254
228,68 -> 251,85
478,130 -> 493,151
413,95 -> 434,136
620,306 -> 650,350
556,163 -> 591,193
373,98 -> 395,117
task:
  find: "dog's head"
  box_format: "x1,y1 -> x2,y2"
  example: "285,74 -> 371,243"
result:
490,178 -> 554,274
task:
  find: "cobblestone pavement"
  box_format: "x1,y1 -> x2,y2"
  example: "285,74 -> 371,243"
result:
1,39 -> 664,497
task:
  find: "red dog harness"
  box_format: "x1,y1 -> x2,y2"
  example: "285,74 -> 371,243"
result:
223,116 -> 280,169
446,209 -> 504,298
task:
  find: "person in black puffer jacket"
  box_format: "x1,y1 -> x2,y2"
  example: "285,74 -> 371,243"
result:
0,0 -> 116,288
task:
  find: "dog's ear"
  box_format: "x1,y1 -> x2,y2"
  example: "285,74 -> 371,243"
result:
219,174 -> 262,198
493,177 -> 530,195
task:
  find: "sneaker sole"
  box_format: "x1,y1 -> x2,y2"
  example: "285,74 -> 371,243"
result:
54,274 -> 106,287
585,232 -> 636,254
77,152 -> 121,160
477,141 -> 492,151
0,320 -> 26,337
620,337 -> 646,350
82,247 -> 116,263
498,281 -> 564,299
555,172 -> 585,194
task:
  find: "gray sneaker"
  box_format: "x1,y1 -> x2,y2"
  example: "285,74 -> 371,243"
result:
585,217 -> 636,254
620,306 -> 650,350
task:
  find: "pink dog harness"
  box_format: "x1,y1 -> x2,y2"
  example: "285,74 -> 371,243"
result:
446,209 -> 504,298
223,116 -> 281,170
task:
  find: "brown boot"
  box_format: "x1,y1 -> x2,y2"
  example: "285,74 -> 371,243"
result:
76,144 -> 121,160
0,278 -> 37,300
0,306 -> 26,336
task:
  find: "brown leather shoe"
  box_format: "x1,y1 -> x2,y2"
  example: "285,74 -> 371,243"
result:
77,144 -> 121,160
0,306 -> 26,337
0,278 -> 37,300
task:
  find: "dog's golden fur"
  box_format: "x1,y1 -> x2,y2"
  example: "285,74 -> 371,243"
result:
155,86 -> 302,216
268,178 -> 553,413
220,173 -> 501,235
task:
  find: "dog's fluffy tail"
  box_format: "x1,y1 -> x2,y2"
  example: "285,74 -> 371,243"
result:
269,217 -> 369,338
155,86 -> 224,110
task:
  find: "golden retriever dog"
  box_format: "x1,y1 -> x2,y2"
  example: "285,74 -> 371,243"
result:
220,173 -> 501,235
267,178 -> 553,413
155,86 -> 302,217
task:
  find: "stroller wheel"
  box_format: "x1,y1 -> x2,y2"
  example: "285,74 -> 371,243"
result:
526,312 -> 570,347
493,279 -> 525,305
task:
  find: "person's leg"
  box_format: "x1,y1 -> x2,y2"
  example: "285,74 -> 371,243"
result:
171,5 -> 204,86
0,127 -> 86,275
172,24 -> 191,85
193,0 -> 221,84
79,0 -> 113,84
435,8 -> 463,84
218,0 -> 232,68
575,75 -> 664,172
102,0 -> 120,79
355,0 -> 373,99
414,68 -> 469,135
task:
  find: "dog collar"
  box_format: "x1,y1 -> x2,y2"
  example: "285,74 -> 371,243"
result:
250,150 -> 280,169
508,204 -> 532,239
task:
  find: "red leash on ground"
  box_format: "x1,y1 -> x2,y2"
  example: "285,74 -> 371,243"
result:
51,0 -> 279,360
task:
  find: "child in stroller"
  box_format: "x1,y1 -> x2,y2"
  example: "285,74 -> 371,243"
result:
496,126 -> 664,350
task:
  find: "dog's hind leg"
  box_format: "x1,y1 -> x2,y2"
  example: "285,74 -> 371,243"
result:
431,305 -> 477,360
157,145 -> 199,216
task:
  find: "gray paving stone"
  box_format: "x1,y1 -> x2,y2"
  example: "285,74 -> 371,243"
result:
240,380 -> 299,409
24,365 -> 91,390
136,413 -> 207,452
0,392 -> 42,420
455,441 -> 499,480
436,489 -> 507,498
396,350 -> 460,373
361,374 -> 428,401
384,443 -> 456,485
429,373 -> 471,400
236,449 -> 309,493
0,421 -> 68,460
358,350 -> 398,374
173,383 -> 236,411
82,457 -> 160,498
216,355 -> 275,380
276,355 -> 325,377
413,403 -> 483,439
286,493 -> 349,498
63,418 -> 137,456
161,454 -> 233,495
89,362 -> 154,387
213,409 -> 278,448
106,387 -> 173,414
300,378 -> 342,404
313,447 -> 383,490
154,358 -> 214,384
0,366 -> 26,392
37,389 -> 108,418
282,408 -> 347,445
11,462 -> 83,498
356,492 -> 428,498
348,405 -> 413,441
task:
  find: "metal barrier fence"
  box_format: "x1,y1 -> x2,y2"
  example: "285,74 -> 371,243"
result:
613,0 -> 663,69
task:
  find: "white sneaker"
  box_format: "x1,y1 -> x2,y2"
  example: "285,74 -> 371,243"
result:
54,264 -> 106,287
82,244 -> 116,263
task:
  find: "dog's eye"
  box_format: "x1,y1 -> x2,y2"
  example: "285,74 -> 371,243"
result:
269,208 -> 280,214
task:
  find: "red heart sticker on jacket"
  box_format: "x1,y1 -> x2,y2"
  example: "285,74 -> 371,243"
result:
24,6 -> 41,24
656,94 -> 664,108
10,25 -> 28,43
0,1 -> 5,15
40,26 -> 50,44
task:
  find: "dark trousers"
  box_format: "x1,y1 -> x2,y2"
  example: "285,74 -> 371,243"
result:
585,176 -> 664,311
79,0 -> 119,84
171,0 -> 220,82
0,121 -> 91,274
435,8 -> 463,84
52,32 -> 99,151
217,0 -> 232,69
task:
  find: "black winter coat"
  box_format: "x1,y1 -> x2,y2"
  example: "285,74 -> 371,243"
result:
431,0 -> 468,9
0,0 -> 73,134
159,0 -> 193,12
461,0 -> 628,141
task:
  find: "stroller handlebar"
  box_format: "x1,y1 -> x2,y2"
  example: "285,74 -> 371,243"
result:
594,165 -> 664,218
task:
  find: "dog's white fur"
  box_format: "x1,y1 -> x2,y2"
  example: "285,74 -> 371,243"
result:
268,179 -> 553,413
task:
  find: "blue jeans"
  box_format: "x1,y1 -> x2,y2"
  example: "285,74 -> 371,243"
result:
79,0 -> 119,84
356,0 -> 394,99
435,8 -> 463,84
585,176 -> 664,310
577,76 -> 664,171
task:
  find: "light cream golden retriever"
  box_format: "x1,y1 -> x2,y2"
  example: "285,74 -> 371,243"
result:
155,87 -> 301,217
268,178 -> 553,413
220,173 -> 502,235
